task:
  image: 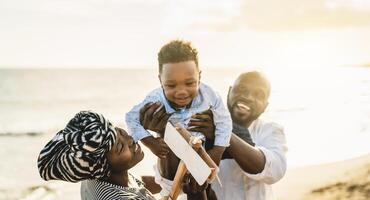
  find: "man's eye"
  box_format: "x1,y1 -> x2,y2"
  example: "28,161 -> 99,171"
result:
254,91 -> 266,99
233,86 -> 244,93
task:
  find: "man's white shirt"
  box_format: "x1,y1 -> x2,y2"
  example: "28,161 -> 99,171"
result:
211,118 -> 288,200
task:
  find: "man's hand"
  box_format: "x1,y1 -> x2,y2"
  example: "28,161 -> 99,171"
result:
182,173 -> 208,196
140,102 -> 171,136
141,136 -> 170,159
188,109 -> 215,140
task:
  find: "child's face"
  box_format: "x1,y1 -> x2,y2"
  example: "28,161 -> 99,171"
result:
159,60 -> 200,108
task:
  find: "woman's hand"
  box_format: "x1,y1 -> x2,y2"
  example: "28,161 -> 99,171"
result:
187,109 -> 215,140
140,102 -> 171,136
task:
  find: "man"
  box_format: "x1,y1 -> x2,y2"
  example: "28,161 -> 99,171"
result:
139,71 -> 288,199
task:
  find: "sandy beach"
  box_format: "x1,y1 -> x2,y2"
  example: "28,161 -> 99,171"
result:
274,154 -> 370,200
2,130 -> 368,200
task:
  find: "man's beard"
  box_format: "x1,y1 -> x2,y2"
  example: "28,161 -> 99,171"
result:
228,101 -> 254,126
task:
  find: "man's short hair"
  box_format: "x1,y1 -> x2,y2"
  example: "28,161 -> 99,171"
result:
158,40 -> 199,73
238,71 -> 271,98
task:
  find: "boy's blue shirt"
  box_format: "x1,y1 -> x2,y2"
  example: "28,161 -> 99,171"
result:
125,82 -> 232,147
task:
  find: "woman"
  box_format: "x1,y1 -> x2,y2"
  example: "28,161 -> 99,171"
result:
37,111 -> 156,200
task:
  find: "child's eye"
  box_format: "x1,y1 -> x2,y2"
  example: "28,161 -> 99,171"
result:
186,82 -> 196,86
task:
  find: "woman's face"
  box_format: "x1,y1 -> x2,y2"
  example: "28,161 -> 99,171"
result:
106,127 -> 144,173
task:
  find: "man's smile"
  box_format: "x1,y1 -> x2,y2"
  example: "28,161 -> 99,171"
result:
233,101 -> 252,116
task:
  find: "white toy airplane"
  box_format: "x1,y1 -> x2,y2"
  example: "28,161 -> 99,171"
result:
163,123 -> 218,200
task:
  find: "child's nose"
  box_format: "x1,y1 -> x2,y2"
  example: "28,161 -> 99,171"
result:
175,86 -> 188,96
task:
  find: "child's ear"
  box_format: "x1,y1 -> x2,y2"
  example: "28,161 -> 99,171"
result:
198,70 -> 202,83
158,74 -> 162,84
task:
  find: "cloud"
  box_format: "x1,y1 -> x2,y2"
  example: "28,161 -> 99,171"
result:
238,0 -> 370,31
160,0 -> 370,32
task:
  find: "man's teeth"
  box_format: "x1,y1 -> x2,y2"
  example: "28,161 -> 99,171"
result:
237,103 -> 250,111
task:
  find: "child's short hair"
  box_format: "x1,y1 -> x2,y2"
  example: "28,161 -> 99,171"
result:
158,40 -> 199,73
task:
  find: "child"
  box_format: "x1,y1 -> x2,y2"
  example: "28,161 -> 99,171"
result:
125,40 -> 232,197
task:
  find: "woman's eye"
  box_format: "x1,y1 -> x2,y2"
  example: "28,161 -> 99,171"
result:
165,84 -> 175,88
117,143 -> 123,153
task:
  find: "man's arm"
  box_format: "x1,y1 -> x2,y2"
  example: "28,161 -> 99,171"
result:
227,133 -> 266,174
231,123 -> 288,184
189,111 -> 287,184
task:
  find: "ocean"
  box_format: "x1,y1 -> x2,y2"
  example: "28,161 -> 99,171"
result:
0,67 -> 370,199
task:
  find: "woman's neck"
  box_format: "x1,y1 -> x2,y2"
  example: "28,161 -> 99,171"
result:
106,171 -> 129,187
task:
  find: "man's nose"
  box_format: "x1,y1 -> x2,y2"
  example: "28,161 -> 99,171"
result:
241,93 -> 254,102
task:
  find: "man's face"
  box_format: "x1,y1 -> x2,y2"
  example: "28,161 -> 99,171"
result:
159,60 -> 200,108
106,127 -> 144,173
227,75 -> 269,126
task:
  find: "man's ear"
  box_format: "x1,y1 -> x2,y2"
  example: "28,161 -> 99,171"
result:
227,86 -> 232,105
262,101 -> 269,113
227,86 -> 232,97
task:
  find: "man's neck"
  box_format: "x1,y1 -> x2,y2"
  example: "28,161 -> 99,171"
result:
234,118 -> 257,129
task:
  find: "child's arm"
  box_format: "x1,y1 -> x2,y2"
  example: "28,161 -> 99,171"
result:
210,92 -> 233,148
125,91 -> 170,158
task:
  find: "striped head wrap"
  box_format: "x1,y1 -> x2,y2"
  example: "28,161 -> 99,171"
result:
37,111 -> 117,182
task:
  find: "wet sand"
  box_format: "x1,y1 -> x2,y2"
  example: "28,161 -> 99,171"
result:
274,154 -> 370,200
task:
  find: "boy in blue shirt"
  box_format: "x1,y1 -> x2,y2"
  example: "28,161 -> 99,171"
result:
125,40 -> 232,197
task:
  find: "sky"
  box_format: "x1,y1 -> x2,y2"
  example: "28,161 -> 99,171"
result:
1,0 -> 370,68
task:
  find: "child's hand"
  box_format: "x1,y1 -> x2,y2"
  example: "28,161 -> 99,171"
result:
141,136 -> 170,159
